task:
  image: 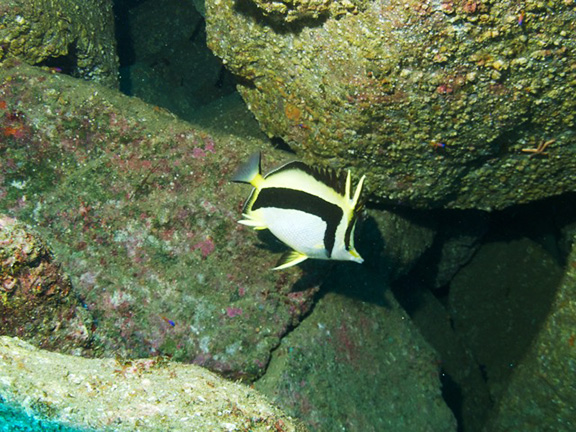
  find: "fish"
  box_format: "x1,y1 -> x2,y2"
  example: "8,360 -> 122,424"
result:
232,152 -> 366,270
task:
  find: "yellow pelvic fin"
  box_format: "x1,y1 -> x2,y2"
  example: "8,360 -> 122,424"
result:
238,214 -> 268,230
273,250 -> 309,271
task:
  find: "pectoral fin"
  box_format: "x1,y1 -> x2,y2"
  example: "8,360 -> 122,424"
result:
238,213 -> 268,230
273,250 -> 309,270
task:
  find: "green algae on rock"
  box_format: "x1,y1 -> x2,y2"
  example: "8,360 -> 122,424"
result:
0,0 -> 119,88
448,237 -> 564,403
0,61 -> 321,381
206,0 -> 576,210
0,215 -> 93,354
482,231 -> 576,431
256,266 -> 457,431
0,336 -> 308,432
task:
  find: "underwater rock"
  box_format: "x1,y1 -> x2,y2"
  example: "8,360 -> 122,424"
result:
449,237 -> 564,405
0,215 -> 93,354
393,280 -> 493,432
0,336 -> 307,431
248,0 -> 331,23
123,0 -> 236,121
364,207 -> 437,282
482,232 -> 576,431
206,0 -> 576,210
0,0 -> 118,88
427,210 -> 489,289
255,266 -> 457,431
0,61 -> 321,381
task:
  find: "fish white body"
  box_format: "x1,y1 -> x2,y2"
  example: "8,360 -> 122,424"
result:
232,152 -> 366,270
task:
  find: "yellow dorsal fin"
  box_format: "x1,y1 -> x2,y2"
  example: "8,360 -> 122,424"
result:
345,170 -> 352,201
352,175 -> 366,208
273,250 -> 309,270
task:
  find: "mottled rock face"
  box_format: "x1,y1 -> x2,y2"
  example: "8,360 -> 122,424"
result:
206,0 -> 576,210
248,0 -> 331,23
256,271 -> 457,432
0,216 -> 93,354
483,231 -> 576,431
0,62 -> 321,381
0,337 -> 308,432
0,0 -> 118,87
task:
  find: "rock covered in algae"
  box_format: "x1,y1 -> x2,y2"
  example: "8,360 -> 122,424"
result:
206,0 -> 576,210
0,0 -> 118,88
448,237 -> 565,402
255,266 -> 457,431
481,231 -> 576,431
0,215 -> 93,354
248,0 -> 331,23
0,61 -> 322,381
0,336 -> 307,432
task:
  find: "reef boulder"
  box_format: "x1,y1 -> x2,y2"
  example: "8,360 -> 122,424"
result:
0,0 -> 118,87
0,61 -> 320,381
0,336 -> 307,431
0,215 -> 93,354
255,265 -> 457,431
206,0 -> 576,210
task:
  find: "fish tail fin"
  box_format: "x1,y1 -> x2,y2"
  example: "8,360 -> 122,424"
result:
273,250 -> 309,270
231,152 -> 265,187
352,175 -> 366,209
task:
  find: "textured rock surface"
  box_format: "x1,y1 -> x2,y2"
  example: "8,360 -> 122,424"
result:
392,196 -> 576,432
483,232 -> 576,431
0,0 -> 118,87
448,237 -> 564,402
365,207 -> 438,282
0,61 -> 322,381
256,266 -> 457,431
0,336 -> 307,431
395,282 -> 492,432
0,215 -> 93,354
122,0 -> 236,120
207,0 -> 576,210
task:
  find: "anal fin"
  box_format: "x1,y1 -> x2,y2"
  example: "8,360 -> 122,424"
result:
273,250 -> 309,271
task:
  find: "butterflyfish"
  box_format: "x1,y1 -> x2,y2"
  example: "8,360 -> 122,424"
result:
232,152 -> 366,270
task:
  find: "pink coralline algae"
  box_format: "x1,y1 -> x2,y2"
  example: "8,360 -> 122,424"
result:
192,147 -> 207,158
191,139 -> 216,158
192,236 -> 215,259
226,307 -> 243,318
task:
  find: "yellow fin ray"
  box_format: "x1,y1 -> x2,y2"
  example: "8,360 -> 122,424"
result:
238,213 -> 268,230
352,175 -> 366,208
273,250 -> 309,270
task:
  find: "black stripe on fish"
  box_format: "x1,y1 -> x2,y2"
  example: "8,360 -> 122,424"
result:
252,187 -> 343,257
344,201 -> 364,250
344,213 -> 357,251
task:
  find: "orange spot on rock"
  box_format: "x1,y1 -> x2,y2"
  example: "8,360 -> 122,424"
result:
284,103 -> 302,122
3,126 -> 25,138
